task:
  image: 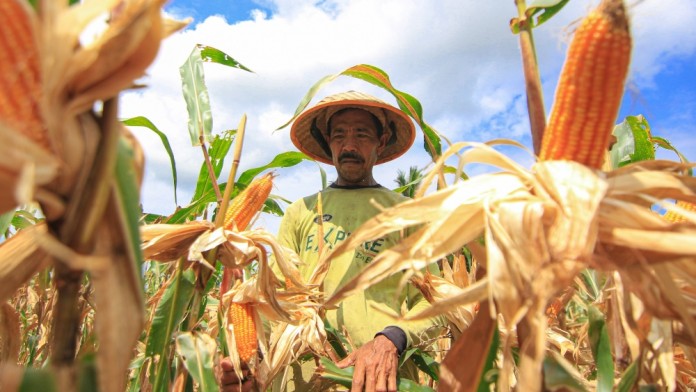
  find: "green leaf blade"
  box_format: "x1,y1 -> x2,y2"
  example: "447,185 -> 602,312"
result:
175,332 -> 218,392
588,306 -> 614,392
146,267 -> 196,392
180,46 -> 213,146
198,44 -> 254,73
122,116 -> 179,205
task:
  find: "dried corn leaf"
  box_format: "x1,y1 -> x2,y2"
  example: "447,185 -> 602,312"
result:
0,124 -> 59,214
325,170 -> 526,307
407,276 -> 485,332
141,221 -> 213,262
320,140 -> 696,391
0,302 -> 20,362
0,224 -> 50,303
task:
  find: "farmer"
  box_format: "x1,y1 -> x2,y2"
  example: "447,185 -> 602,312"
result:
219,91 -> 442,391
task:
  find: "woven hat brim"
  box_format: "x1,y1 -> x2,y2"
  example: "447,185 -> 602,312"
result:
290,99 -> 416,165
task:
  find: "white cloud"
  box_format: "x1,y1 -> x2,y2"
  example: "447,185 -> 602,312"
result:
121,0 -> 696,232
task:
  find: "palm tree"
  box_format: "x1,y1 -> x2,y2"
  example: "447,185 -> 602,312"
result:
394,166 -> 423,198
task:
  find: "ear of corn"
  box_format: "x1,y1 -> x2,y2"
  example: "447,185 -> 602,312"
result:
227,302 -> 258,363
222,172 -> 274,231
663,200 -> 696,223
538,0 -> 631,169
0,0 -> 47,150
220,173 -> 275,294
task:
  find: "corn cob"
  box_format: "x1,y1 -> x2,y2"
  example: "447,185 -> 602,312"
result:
538,0 -> 631,169
220,173 -> 274,294
223,172 -> 274,231
227,302 -> 258,363
663,200 -> 696,223
0,0 -> 47,150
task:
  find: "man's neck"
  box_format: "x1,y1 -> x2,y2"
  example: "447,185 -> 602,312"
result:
330,182 -> 382,189
334,176 -> 378,187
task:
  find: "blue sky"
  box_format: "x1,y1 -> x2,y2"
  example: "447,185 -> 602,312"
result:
121,0 -> 696,232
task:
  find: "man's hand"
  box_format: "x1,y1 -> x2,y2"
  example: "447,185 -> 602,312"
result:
336,335 -> 399,392
216,357 -> 253,392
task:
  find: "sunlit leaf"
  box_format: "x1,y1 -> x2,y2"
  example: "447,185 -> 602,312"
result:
122,116 -> 178,205
0,210 -> 13,238
198,44 -> 254,73
180,46 -> 213,146
510,0 -> 569,33
237,151 -> 310,185
609,115 -> 655,168
191,130 -> 235,206
652,135 -> 692,175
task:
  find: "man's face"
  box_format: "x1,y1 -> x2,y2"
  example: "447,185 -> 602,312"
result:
327,109 -> 387,185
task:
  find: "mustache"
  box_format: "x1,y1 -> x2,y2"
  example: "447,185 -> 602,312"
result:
338,152 -> 364,162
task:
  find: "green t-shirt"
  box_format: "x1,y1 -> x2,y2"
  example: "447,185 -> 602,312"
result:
277,184 -> 440,348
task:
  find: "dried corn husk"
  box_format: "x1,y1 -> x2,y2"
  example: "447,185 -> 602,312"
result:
322,141 -> 696,391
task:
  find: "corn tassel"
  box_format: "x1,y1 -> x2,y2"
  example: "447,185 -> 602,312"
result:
222,172 -> 274,231
0,0 -> 47,151
663,200 -> 696,223
539,0 -> 631,169
227,302 -> 258,363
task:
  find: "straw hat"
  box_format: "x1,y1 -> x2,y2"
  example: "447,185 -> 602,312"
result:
290,91 -> 416,165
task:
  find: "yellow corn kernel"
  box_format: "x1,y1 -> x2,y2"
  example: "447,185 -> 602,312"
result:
663,200 -> 696,223
0,0 -> 47,150
227,302 -> 258,363
223,172 -> 274,231
538,0 -> 632,169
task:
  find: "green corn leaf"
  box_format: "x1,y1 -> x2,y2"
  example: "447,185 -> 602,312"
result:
122,116 -> 179,205
146,266 -> 196,392
263,198 -> 284,217
543,351 -> 589,392
198,44 -> 254,73
511,0 -> 570,33
175,332 -> 218,392
180,46 -> 213,146
324,321 -> 349,359
318,163 -> 328,189
191,130 -> 235,205
19,369 -> 56,392
0,210 -> 13,238
166,187 -> 219,224
617,360 -> 639,392
609,115 -> 655,168
477,320 -> 500,392
409,348 -> 440,382
588,306 -> 614,392
652,135 -> 692,175
237,151 -> 310,185
115,138 -> 147,278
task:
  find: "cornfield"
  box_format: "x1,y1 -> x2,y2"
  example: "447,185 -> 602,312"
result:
1,0 -> 695,391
